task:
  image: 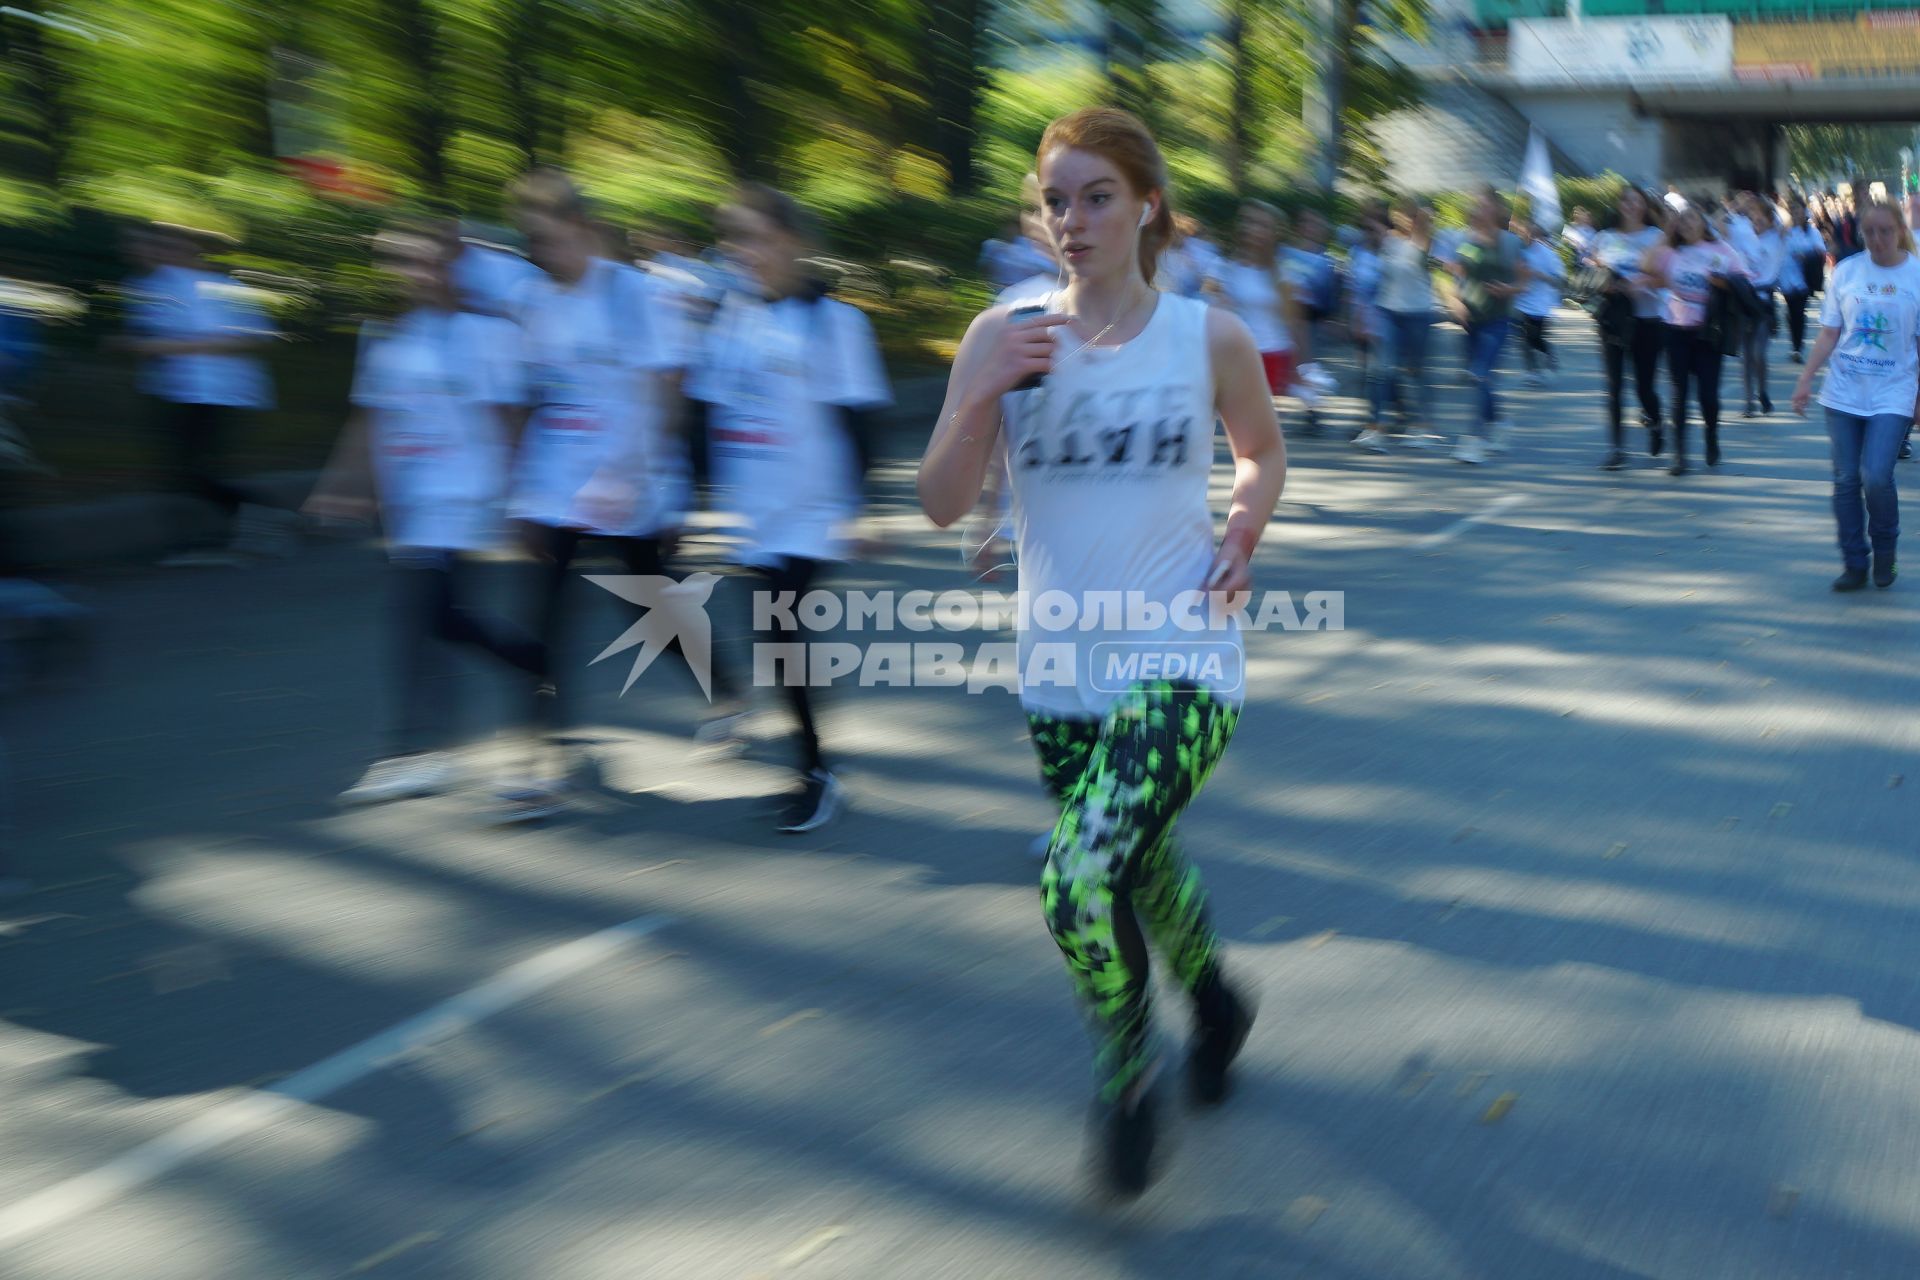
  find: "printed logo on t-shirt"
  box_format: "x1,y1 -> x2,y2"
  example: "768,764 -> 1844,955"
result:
1014,385 -> 1196,481
1852,310 -> 1892,352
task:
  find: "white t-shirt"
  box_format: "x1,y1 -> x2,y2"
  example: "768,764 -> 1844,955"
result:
1591,226 -> 1666,320
1779,225 -> 1824,294
454,244 -> 541,320
127,267 -> 276,408
1206,260 -> 1290,353
1738,226 -> 1785,290
997,274 -> 1059,310
1516,240 -> 1565,318
510,258 -> 687,535
1817,252 -> 1920,417
1375,236 -> 1434,315
685,292 -> 892,567
1661,241 -> 1746,329
981,237 -> 1056,292
999,293 -> 1239,718
351,309 -> 517,552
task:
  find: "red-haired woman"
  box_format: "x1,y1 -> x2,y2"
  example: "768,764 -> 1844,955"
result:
919,108 -> 1287,1197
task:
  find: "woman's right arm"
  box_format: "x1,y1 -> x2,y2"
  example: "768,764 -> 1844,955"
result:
1792,325 -> 1843,416
918,305 -> 1069,528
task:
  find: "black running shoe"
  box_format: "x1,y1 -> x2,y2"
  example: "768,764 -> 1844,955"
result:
1188,984 -> 1255,1108
1760,395 -> 1773,415
1092,1087 -> 1158,1198
1875,556 -> 1897,589
1649,427 -> 1665,457
1601,450 -> 1627,471
1833,566 -> 1870,593
777,768 -> 843,833
1902,442 -> 1914,462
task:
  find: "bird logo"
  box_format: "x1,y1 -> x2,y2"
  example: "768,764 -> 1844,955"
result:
585,573 -> 722,699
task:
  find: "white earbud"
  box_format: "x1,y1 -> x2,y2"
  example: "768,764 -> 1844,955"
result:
1139,205 -> 1154,229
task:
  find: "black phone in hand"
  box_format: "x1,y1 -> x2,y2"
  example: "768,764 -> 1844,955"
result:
1010,303 -> 1048,392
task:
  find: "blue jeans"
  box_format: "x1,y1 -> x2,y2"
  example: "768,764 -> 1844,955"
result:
1377,310 -> 1432,427
1825,408 -> 1906,568
1465,317 -> 1510,434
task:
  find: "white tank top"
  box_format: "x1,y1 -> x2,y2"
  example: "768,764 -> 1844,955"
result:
1000,292 -> 1242,717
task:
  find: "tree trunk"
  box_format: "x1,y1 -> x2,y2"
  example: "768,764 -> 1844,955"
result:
1103,0 -> 1156,120
1226,0 -> 1252,194
391,0 -> 450,196
1,0 -> 71,188
714,0 -> 768,180
1308,0 -> 1360,192
504,0 -> 547,169
928,0 -> 986,195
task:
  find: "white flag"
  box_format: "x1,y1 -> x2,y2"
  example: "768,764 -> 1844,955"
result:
1522,126 -> 1561,233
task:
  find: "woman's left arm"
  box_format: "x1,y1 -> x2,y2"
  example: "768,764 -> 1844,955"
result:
1204,307 -> 1287,594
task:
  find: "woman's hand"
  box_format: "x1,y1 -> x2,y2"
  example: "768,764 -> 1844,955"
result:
1791,378 -> 1814,417
1202,536 -> 1253,597
978,308 -> 1073,400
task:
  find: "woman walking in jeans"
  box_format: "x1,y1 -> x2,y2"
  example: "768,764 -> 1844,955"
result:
1645,206 -> 1744,476
1791,201 -> 1920,592
1445,186 -> 1526,466
1363,198 -> 1439,451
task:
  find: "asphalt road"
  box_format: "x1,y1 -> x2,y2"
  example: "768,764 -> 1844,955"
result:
3,309 -> 1918,1279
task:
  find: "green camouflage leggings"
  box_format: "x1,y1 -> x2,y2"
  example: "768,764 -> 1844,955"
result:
1029,681 -> 1239,1104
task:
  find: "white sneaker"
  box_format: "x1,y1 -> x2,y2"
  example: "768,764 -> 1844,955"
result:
1403,432 -> 1447,452
1353,428 -> 1393,454
693,710 -> 751,757
340,753 -> 457,806
1029,832 -> 1053,860
1454,437 -> 1489,465
494,778 -> 571,824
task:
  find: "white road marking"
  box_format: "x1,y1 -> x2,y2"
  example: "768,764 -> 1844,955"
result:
0,914 -> 674,1252
1415,494 -> 1528,549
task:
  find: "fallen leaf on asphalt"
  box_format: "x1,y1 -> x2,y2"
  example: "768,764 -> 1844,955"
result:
1766,1184 -> 1800,1220
1283,1197 -> 1329,1231
1481,1092 -> 1518,1124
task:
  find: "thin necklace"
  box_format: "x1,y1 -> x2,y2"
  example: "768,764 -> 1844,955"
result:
1056,281 -> 1152,367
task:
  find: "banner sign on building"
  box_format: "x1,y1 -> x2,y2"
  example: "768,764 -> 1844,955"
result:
1509,17 -> 1733,86
1735,17 -> 1920,80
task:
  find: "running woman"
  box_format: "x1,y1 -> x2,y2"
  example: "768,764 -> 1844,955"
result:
122,224 -> 289,565
1445,185 -> 1526,464
1513,217 -> 1564,388
685,183 -> 893,833
1791,201 -> 1920,592
1205,200 -> 1305,407
1645,205 -> 1745,476
1373,197 -> 1439,448
1588,187 -> 1666,468
306,225 -> 547,804
918,107 -> 1287,1196
506,168 -> 689,819
1735,198 -> 1784,418
1780,195 -> 1824,366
